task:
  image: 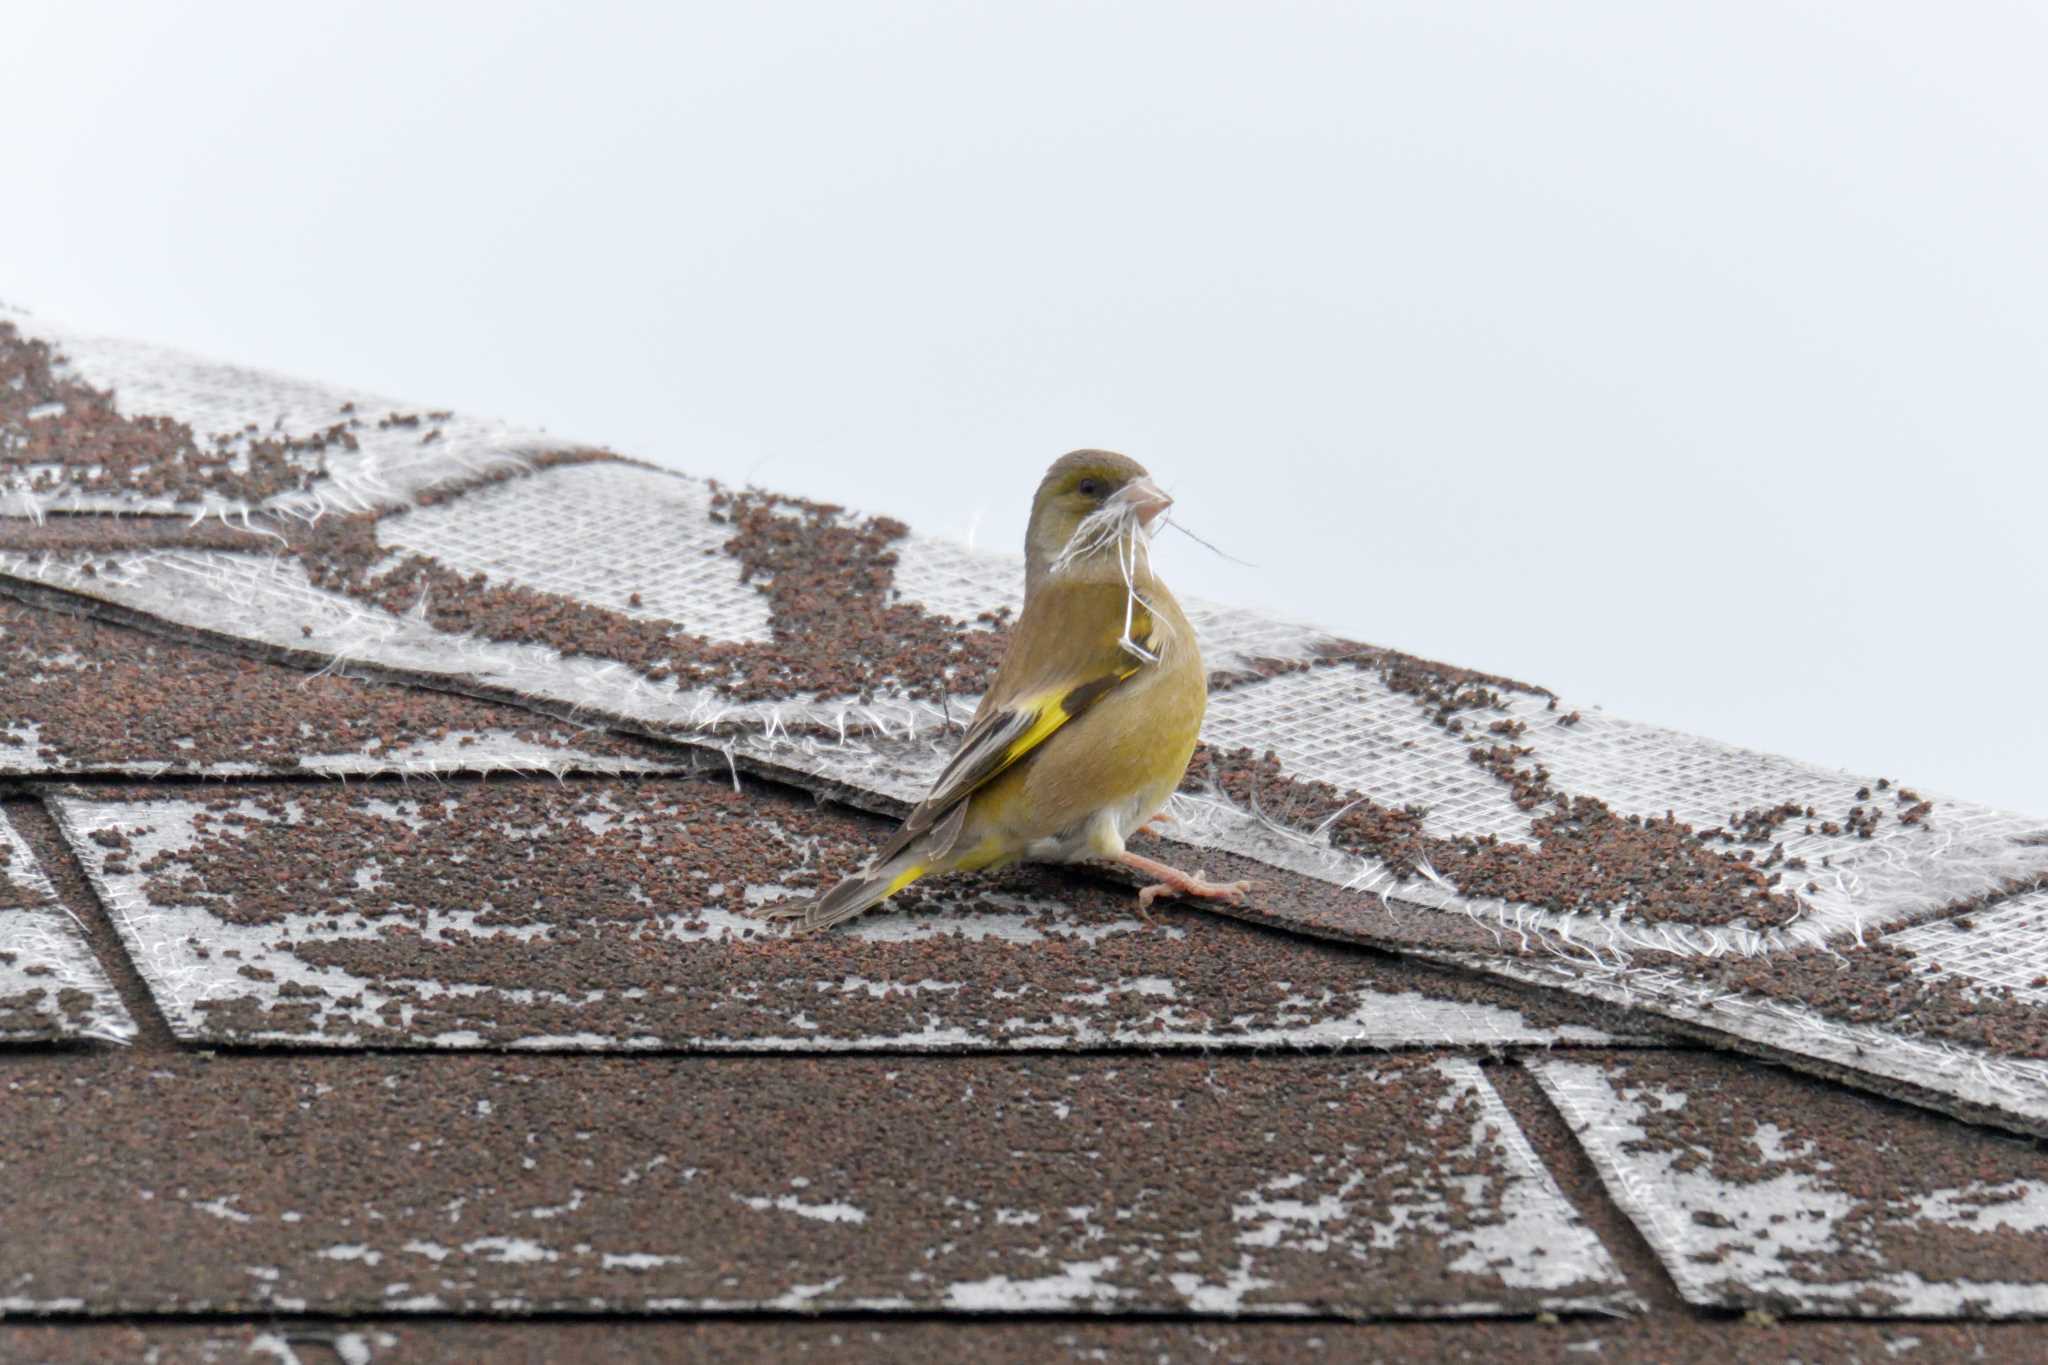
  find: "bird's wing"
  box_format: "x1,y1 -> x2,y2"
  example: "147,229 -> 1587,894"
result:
876,585 -> 1163,863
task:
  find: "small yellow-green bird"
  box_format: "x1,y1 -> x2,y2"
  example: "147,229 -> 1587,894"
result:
783,449 -> 1252,932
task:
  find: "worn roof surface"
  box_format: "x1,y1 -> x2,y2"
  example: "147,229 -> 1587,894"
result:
3,305 -> 2046,1360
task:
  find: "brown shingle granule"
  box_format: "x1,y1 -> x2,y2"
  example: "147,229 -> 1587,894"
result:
1589,1051 -> 2048,1305
0,1052 -> 1611,1316
0,322 -> 352,506
1665,877 -> 2048,1057
1186,644 -> 1801,932
1191,746 -> 1800,931
285,476 -> 1011,707
0,598 -> 678,773
0,516 -> 275,553
95,774 -> 1613,1047
0,834 -> 31,909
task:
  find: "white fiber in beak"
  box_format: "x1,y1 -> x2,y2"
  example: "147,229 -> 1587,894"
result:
1050,478 -> 1176,665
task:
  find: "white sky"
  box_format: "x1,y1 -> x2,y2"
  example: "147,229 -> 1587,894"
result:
6,2 -> 2044,816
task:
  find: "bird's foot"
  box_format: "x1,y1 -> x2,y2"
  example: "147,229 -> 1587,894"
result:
1139,812 -> 1178,836
1136,873 -> 1253,911
1118,851 -> 1254,914
752,896 -> 810,925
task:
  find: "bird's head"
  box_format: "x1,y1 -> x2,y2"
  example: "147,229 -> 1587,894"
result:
1025,449 -> 1172,591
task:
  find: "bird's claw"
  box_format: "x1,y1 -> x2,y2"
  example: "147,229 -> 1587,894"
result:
1135,871 -> 1255,913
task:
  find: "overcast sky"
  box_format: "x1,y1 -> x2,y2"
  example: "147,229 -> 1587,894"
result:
7,2 -> 2044,815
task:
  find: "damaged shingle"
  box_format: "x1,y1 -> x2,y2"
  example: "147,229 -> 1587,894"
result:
0,598 -> 694,778
0,320 -> 344,508
1535,1051 -> 2048,1315
11,310 -> 2048,1359
52,778 -> 1634,1051
285,466 -> 1013,706
0,803 -> 136,1042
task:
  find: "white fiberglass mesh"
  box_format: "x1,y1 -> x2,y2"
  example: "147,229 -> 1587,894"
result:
1505,692 -> 1905,830
9,539 -> 2046,959
1888,887 -> 2048,1005
1200,668 -> 1535,843
1487,690 -> 2048,937
0,546 -> 959,748
378,462 -> 774,643
1180,598 -> 1330,673
889,533 -> 1024,626
1,313 -> 553,520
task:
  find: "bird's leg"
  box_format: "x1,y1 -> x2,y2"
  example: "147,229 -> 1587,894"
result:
1117,851 -> 1253,912
1139,811 -> 1177,835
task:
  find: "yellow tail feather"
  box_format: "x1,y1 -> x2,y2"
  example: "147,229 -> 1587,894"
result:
797,855 -> 930,932
881,861 -> 928,898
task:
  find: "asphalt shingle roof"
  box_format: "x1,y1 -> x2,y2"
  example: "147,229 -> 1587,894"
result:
4,305 -> 2047,1360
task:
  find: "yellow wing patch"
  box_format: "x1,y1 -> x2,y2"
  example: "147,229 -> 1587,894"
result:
1001,655 -> 1146,763
881,861 -> 928,898
883,603 -> 1161,864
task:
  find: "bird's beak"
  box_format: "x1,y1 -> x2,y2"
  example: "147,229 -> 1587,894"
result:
1115,477 -> 1174,529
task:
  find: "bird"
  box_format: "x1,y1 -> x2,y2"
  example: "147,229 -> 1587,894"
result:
778,449 -> 1252,932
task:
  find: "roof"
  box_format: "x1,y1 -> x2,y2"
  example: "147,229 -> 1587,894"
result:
3,305 -> 2048,1359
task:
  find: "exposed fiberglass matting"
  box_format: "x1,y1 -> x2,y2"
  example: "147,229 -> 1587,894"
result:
6,310 -> 2048,1134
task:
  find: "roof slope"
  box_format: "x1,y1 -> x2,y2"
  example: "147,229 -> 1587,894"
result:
3,307 -> 2047,1356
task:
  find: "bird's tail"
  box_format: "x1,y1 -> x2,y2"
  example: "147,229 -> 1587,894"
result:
790,847 -> 934,933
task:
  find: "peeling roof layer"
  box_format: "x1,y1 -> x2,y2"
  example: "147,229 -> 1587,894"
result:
12,532 -> 2039,951
0,803 -> 134,1042
1873,885 -> 2048,1023
1186,656 -> 2045,954
12,313 -> 2031,941
1465,941 -> 2048,1139
0,1052 -> 1630,1317
1534,1051 -> 2048,1316
0,596 -> 694,779
5,309 -> 2048,1140
14,311 -> 2048,1350
0,316 -> 563,520
51,777 -> 1630,1052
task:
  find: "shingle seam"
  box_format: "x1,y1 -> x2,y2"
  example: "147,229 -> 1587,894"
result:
0,573 -> 751,786
17,565 -> 2048,1140
40,767 -> 1670,1054
1487,1056 -> 1693,1313
0,1306 -> 1654,1328
6,796 -> 178,1049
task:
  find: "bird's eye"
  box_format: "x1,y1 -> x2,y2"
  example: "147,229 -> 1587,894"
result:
1076,478 -> 1105,499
